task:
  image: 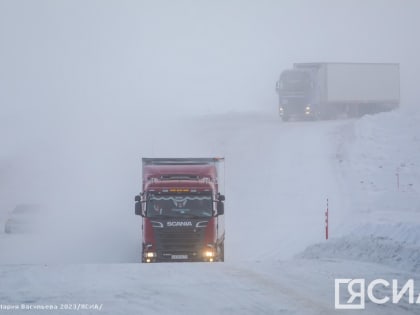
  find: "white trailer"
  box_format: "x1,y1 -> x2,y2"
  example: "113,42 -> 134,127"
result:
276,62 -> 400,120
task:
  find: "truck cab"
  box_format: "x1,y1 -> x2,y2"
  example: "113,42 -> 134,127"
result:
135,158 -> 225,263
276,68 -> 317,121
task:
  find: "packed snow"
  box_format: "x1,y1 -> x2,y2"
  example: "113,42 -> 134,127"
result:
1,108 -> 420,314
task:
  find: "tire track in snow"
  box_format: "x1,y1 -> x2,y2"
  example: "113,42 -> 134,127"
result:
221,263 -> 336,315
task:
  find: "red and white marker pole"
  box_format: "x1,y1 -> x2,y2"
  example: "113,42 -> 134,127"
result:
325,198 -> 329,240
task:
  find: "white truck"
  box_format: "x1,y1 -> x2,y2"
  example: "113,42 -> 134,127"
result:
275,63 -> 400,121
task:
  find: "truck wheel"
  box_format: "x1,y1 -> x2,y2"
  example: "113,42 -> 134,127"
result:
141,244 -> 146,263
219,242 -> 224,262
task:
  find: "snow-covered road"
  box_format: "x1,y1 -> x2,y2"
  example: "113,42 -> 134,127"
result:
1,259 -> 418,315
1,109 -> 419,314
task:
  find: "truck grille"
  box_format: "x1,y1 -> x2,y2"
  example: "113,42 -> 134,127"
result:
154,227 -> 205,257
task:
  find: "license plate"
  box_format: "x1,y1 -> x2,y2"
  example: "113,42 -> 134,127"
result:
171,255 -> 188,260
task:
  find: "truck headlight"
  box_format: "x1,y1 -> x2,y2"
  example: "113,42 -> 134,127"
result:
203,244 -> 215,260
279,107 -> 284,116
305,106 -> 311,114
145,252 -> 157,258
203,250 -> 214,258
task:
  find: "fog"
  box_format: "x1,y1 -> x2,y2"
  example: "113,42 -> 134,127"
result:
1,0 -> 420,262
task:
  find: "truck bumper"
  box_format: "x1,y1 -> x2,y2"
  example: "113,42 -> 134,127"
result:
142,248 -> 218,263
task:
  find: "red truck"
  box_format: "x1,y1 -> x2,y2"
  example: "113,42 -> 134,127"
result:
135,158 -> 225,263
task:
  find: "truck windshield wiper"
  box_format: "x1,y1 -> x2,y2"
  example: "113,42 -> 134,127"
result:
179,214 -> 209,219
149,214 -> 173,219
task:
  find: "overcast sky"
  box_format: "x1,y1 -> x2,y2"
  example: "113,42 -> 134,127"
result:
1,1 -> 419,116
1,0 -> 419,210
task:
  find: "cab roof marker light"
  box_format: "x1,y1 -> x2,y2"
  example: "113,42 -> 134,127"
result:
169,188 -> 190,192
198,177 -> 211,183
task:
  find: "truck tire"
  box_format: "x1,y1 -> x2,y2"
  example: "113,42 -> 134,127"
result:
219,242 -> 225,262
141,244 -> 146,263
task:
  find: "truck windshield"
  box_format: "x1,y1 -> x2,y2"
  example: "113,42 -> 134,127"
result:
279,70 -> 311,93
146,194 -> 213,218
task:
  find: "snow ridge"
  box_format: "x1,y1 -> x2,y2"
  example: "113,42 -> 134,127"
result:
298,232 -> 420,273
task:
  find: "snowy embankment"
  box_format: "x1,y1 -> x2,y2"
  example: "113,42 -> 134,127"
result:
300,108 -> 420,272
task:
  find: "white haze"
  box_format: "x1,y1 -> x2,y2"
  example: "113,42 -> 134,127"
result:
1,0 -> 420,262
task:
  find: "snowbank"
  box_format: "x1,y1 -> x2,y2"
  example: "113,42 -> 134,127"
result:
299,230 -> 420,273
300,108 -> 420,274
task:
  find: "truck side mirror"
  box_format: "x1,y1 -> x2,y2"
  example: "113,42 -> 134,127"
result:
135,201 -> 143,216
218,194 -> 225,202
217,201 -> 224,216
135,195 -> 143,216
